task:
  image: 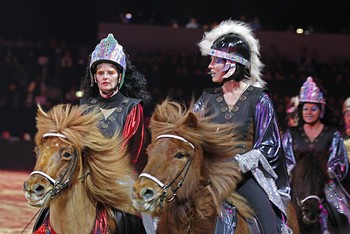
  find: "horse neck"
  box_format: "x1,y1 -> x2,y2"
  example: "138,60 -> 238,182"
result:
49,183 -> 96,233
158,184 -> 217,232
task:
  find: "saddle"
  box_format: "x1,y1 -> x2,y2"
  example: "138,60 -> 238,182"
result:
33,207 -> 146,234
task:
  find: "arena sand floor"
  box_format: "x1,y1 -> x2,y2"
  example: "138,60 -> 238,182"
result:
0,170 -> 38,234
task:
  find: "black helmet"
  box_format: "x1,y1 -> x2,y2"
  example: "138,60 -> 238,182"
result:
210,33 -> 251,68
198,20 -> 265,87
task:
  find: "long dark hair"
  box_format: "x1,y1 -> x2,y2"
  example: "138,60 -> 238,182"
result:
80,54 -> 151,104
297,102 -> 340,128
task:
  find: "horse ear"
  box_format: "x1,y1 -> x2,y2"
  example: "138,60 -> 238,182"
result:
37,104 -> 48,118
183,112 -> 198,129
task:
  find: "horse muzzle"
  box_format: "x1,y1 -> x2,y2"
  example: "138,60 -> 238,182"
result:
132,184 -> 162,213
23,176 -> 53,207
302,207 -> 320,224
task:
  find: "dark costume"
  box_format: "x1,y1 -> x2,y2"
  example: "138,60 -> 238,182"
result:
32,34 -> 150,234
282,77 -> 350,232
195,20 -> 291,233
195,86 -> 290,196
81,92 -> 148,173
195,86 -> 290,233
81,33 -> 150,174
283,125 -> 348,176
283,125 -> 350,224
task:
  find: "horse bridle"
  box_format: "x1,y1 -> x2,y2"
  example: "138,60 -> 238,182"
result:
30,132 -> 78,199
297,195 -> 323,207
139,134 -> 194,208
296,185 -> 324,215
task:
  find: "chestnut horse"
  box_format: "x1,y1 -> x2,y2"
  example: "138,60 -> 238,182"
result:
291,151 -> 350,234
23,104 -> 144,234
132,100 -> 299,234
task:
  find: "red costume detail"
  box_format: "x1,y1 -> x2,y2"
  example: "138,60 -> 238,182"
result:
33,209 -> 109,234
122,103 -> 145,165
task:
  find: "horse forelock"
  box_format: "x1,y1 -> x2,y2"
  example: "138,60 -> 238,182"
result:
150,99 -> 202,147
35,104 -> 136,215
35,104 -> 98,147
150,99 -> 244,157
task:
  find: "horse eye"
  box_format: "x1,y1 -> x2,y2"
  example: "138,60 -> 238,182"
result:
174,152 -> 186,159
62,151 -> 72,158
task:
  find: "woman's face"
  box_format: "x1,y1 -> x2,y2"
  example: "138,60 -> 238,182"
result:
94,63 -> 120,94
344,110 -> 350,128
208,56 -> 226,83
302,103 -> 321,124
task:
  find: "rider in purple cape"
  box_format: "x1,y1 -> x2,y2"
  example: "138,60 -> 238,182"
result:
193,19 -> 291,234
282,76 -> 350,231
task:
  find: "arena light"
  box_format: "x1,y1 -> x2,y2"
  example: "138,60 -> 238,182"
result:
296,28 -> 304,34
75,91 -> 83,98
125,13 -> 133,20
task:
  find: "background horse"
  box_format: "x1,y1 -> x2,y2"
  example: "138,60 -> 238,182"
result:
291,151 -> 350,234
23,104 -> 143,233
132,99 -> 298,234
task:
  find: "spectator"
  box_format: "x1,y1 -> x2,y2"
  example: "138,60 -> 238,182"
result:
185,17 -> 200,29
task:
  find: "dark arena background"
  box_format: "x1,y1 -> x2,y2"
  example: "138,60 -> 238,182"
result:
1,0 -> 349,232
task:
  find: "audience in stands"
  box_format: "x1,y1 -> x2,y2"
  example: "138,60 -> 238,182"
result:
0,36 -> 349,139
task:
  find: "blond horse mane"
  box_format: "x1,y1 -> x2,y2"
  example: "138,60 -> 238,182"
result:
149,99 -> 252,218
35,104 -> 136,215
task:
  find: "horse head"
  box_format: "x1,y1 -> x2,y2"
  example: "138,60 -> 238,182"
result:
132,99 -> 252,232
132,101 -> 204,214
23,104 -> 137,233
291,151 -> 329,225
23,104 -> 90,207
24,132 -> 79,207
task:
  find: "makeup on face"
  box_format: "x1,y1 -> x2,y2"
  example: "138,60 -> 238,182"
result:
302,105 -> 320,112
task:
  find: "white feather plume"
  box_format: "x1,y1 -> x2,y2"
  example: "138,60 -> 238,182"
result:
198,20 -> 265,87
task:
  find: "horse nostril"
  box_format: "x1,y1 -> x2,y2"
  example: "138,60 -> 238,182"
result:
140,187 -> 155,201
33,184 -> 45,195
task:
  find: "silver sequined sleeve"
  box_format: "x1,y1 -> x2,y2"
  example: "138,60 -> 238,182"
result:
328,131 -> 349,180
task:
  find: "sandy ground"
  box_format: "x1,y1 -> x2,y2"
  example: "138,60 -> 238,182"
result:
0,170 -> 39,234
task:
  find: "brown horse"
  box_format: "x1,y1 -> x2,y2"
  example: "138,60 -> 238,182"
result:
132,99 -> 299,234
291,151 -> 350,234
23,104 -> 143,234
